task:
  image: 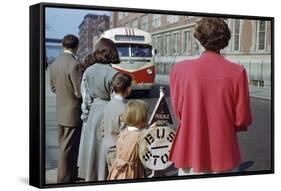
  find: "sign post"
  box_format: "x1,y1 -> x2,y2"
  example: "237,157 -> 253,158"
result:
139,86 -> 175,177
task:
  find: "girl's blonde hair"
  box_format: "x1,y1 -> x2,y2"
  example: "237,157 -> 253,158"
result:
122,100 -> 148,127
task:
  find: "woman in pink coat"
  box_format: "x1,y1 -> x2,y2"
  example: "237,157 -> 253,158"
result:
169,18 -> 252,175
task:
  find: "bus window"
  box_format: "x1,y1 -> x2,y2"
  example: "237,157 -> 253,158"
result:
131,44 -> 152,57
116,44 -> 129,57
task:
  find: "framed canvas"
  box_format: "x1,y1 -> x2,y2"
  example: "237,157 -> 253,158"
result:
29,2 -> 274,188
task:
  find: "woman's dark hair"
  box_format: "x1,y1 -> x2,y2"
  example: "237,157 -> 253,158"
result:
112,72 -> 132,94
194,18 -> 231,52
93,38 -> 120,64
62,34 -> 79,49
80,53 -> 96,73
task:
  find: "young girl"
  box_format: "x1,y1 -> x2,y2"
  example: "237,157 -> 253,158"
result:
107,100 -> 150,180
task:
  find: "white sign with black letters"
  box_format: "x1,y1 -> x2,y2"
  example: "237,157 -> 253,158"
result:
139,126 -> 175,170
139,86 -> 175,170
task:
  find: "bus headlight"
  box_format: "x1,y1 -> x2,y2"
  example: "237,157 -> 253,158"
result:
147,68 -> 153,74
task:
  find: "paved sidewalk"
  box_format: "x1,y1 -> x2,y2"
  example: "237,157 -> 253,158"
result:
155,74 -> 271,100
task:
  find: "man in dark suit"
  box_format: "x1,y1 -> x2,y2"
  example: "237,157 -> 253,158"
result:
49,34 -> 82,183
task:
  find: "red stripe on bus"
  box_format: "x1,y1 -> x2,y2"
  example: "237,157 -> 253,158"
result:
132,28 -> 135,36
112,66 -> 155,84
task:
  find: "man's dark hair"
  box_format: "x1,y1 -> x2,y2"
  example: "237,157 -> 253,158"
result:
194,18 -> 231,52
62,34 -> 79,50
112,72 -> 132,94
93,38 -> 120,64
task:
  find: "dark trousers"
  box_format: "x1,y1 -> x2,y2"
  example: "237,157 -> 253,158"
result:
57,124 -> 82,183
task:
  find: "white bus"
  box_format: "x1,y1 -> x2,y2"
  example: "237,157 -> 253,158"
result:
100,27 -> 155,92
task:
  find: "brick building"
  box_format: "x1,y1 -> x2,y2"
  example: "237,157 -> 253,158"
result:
78,14 -> 110,61
110,12 -> 272,86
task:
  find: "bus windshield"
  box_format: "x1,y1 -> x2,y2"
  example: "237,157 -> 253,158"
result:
131,44 -> 152,57
116,44 -> 153,58
116,44 -> 129,57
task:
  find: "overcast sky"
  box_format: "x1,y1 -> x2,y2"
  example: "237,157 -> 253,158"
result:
45,7 -> 111,39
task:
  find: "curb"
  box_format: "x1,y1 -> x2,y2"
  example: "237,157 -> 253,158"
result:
250,95 -> 271,101
154,75 -> 271,100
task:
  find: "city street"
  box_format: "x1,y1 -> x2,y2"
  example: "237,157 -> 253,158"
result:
45,71 -> 272,184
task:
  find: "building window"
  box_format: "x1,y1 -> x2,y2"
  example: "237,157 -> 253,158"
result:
166,15 -> 179,24
192,34 -> 200,55
185,16 -> 194,19
152,36 -> 157,49
153,35 -> 163,56
118,12 -> 123,20
140,15 -> 148,31
118,12 -> 128,20
157,35 -> 163,56
232,19 -> 241,52
172,32 -> 180,54
256,20 -> 267,51
164,33 -> 172,55
132,19 -> 138,28
227,19 -> 242,52
152,14 -> 161,28
183,30 -> 192,54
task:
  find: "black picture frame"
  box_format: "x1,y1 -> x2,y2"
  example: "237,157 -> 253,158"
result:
29,2 -> 274,188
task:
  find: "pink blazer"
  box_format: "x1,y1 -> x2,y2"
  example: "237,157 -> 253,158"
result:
169,51 -> 252,172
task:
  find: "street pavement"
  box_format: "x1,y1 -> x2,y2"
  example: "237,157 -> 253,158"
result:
45,71 -> 273,184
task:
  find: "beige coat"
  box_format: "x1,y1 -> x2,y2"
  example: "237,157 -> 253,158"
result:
49,53 -> 82,127
107,128 -> 145,180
